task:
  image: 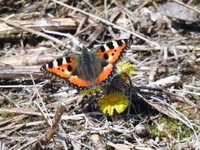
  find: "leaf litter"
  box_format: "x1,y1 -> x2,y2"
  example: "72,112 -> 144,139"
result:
0,0 -> 200,149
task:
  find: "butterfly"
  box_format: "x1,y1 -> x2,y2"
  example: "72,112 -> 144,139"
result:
40,39 -> 131,91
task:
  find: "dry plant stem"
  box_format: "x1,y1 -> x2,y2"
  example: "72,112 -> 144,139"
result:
133,0 -> 152,13
137,93 -> 199,141
31,74 -> 53,127
0,115 -> 27,136
91,133 -> 106,150
170,89 -> 200,96
87,24 -> 105,43
0,16 -> 135,39
5,124 -> 25,136
0,18 -> 65,46
0,18 -> 77,38
83,0 -> 100,13
0,50 -> 62,66
36,105 -> 66,148
75,16 -> 88,35
173,0 -> 200,14
0,85 -> 43,88
0,108 -> 85,120
0,108 -> 40,117
46,105 -> 65,141
107,142 -> 139,150
52,0 -> 159,47
19,139 -> 38,150
43,29 -> 82,49
0,121 -> 45,134
136,53 -> 194,67
0,66 -> 42,81
130,45 -> 200,51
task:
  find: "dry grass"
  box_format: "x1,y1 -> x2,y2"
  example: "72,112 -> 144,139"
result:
0,0 -> 200,149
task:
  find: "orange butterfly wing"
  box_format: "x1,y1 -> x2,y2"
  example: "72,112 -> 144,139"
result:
94,39 -> 129,83
41,57 -> 75,78
41,55 -> 92,85
96,39 -> 128,63
40,39 -> 130,91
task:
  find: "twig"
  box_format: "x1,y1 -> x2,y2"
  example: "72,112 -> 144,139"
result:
136,53 -> 194,67
46,105 -> 65,141
51,0 -> 159,47
34,104 -> 66,149
130,45 -> 200,51
0,121 -> 45,133
31,73 -> 53,127
0,18 -> 65,46
173,0 -> 200,14
0,108 -> 85,120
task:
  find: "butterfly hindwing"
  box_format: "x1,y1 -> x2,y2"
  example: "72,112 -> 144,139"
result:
94,60 -> 114,84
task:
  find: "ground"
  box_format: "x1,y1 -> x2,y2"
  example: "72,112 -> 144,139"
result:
0,0 -> 200,149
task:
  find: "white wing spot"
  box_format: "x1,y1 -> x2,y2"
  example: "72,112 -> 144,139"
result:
104,44 -> 110,51
53,60 -> 58,67
112,41 -> 118,49
62,57 -> 66,64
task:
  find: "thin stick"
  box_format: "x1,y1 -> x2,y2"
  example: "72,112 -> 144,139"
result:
1,18 -> 65,46
130,45 -> 200,51
51,0 -> 159,47
173,0 -> 200,14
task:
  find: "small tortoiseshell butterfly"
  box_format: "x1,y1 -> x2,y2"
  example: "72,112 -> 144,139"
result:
40,39 -> 130,91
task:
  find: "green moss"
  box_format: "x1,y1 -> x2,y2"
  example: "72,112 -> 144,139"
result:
150,115 -> 192,140
1,110 -> 8,118
1,110 -> 16,119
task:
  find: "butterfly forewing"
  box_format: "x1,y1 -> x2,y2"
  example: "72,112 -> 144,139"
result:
96,39 -> 128,64
40,57 -> 76,79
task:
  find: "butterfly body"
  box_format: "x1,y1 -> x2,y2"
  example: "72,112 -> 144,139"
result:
41,39 -> 130,91
73,48 -> 103,83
